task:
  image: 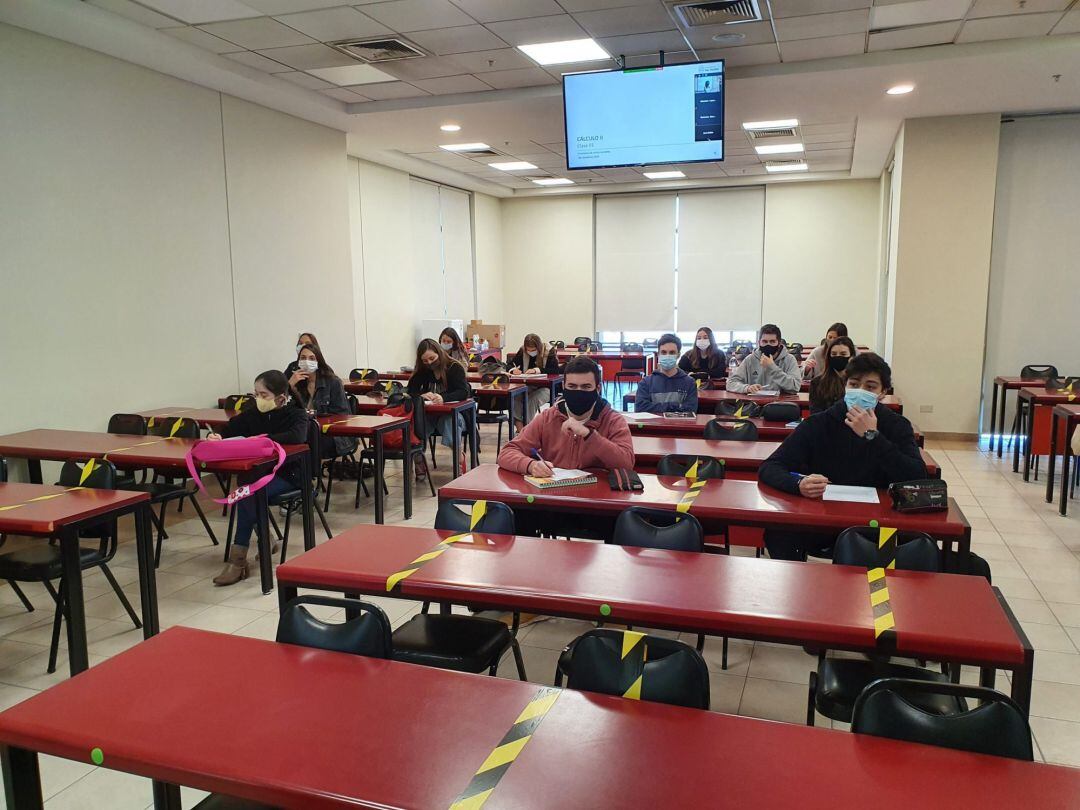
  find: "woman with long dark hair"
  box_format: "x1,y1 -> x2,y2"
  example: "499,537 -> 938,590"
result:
678,326 -> 727,379
439,327 -> 470,368
808,336 -> 857,413
803,322 -> 848,379
287,342 -> 356,459
407,338 -> 472,474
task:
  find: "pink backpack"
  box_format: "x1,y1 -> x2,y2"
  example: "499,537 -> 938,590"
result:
185,436 -> 286,505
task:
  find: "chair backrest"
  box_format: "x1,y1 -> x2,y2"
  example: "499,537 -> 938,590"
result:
223,394 -> 255,412
386,392 -> 413,413
833,526 -> 940,572
1045,375 -> 1080,392
550,340 -> 566,350
622,342 -> 643,353
787,342 -> 804,358
642,338 -> 659,350
655,454 -> 726,481
573,337 -> 591,350
435,499 -> 516,535
852,678 -> 1033,761
704,418 -> 759,441
0,457 -> 7,483
57,458 -> 118,489
619,355 -> 646,371
107,413 -> 148,436
566,629 -> 710,710
587,341 -> 603,353
761,402 -> 801,423
481,372 -> 510,387
1019,364 -> 1057,381
147,417 -> 200,439
611,506 -> 704,552
276,596 -> 392,659
346,394 -> 361,415
350,368 -> 379,382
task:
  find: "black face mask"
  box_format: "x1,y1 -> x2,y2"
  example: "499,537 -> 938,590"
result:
828,355 -> 850,373
760,344 -> 780,357
563,388 -> 599,416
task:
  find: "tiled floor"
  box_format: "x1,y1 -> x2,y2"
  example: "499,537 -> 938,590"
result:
1,430 -> 1079,806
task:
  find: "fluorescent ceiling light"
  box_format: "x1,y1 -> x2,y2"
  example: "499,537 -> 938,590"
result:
755,143 -> 804,156
532,178 -> 574,186
306,64 -> 394,86
643,170 -> 685,180
440,124 -> 461,132
742,119 -> 799,130
887,83 -> 915,95
439,143 -> 491,152
519,38 -> 609,66
489,161 -> 538,171
765,162 -> 808,173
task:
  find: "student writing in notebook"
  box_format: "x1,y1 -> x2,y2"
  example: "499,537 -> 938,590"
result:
497,356 -> 634,477
757,353 -> 925,560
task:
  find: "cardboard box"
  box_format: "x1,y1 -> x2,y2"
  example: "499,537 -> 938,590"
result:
467,320 -> 505,348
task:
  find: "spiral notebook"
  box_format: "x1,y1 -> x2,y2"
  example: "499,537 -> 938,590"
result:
524,468 -> 597,489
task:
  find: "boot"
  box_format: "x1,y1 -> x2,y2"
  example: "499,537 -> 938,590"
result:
213,545 -> 249,586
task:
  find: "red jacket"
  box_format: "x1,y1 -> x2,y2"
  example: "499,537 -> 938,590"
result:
497,400 -> 635,474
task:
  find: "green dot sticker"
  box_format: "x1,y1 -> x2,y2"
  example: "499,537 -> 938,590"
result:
869,520 -> 879,529
719,459 -> 726,465
90,748 -> 104,766
599,604 -> 612,617
526,495 -> 535,504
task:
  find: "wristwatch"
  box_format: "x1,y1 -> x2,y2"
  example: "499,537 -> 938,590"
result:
864,429 -> 879,442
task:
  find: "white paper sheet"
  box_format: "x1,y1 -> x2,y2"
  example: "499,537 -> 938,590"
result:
622,411 -> 660,420
822,485 -> 879,504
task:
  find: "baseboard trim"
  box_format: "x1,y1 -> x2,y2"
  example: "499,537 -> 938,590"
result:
922,432 -> 979,442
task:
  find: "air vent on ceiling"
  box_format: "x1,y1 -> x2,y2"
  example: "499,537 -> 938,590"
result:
330,38 -> 425,63
463,149 -> 503,158
673,0 -> 762,27
747,127 -> 798,140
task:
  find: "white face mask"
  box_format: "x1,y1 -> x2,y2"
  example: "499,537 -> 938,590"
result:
298,359 -> 318,373
295,344 -> 304,355
441,341 -> 454,352
527,350 -> 538,358
696,339 -> 710,351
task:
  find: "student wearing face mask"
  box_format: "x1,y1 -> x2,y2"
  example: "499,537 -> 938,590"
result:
726,323 -> 801,395
679,326 -> 727,379
808,336 -> 857,413
758,353 -> 925,560
508,333 -> 561,420
408,338 -> 472,474
803,322 -> 848,379
497,356 -> 634,477
634,333 -> 698,415
206,370 -> 309,586
439,327 -> 470,368
284,332 -> 319,378
287,342 -> 357,459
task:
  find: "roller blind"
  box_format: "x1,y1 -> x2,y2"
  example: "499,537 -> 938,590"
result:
677,187 -> 764,331
595,193 -> 677,332
409,179 -> 445,320
440,186 -> 475,323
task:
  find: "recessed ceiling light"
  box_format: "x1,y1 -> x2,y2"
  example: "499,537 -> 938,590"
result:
643,170 -> 685,180
440,124 -> 461,132
755,143 -> 804,156
765,161 -> 808,173
489,161 -> 538,171
519,38 -> 610,66
886,83 -> 915,95
439,143 -> 491,152
533,178 -> 574,186
742,119 -> 799,130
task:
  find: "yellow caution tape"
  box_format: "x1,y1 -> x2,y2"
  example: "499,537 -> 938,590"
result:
877,526 -> 898,570
675,479 -> 708,515
867,567 -> 896,642
620,629 -> 647,700
385,501 -> 488,591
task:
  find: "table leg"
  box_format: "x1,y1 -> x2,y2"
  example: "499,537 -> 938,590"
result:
134,503 -> 159,638
298,452 -> 315,552
988,381 -> 999,452
401,424 -> 413,520
59,528 -> 88,675
998,388 -> 1009,459
254,487 -> 272,595
508,390 -> 520,441
27,459 -> 42,485
450,406 -> 461,482
152,781 -> 181,809
469,404 -> 479,468
1047,412 -> 1060,503
1023,400 -> 1036,482
978,666 -> 997,692
1012,396 -> 1023,472
374,426 -> 386,524
996,588 -> 1033,716
1061,433 -> 1073,518
1,745 -> 43,810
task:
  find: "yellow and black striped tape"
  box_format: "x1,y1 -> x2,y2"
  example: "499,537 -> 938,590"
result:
675,479 -> 708,515
449,686 -> 561,810
867,567 -> 896,645
386,501 -> 488,592
620,629 -> 647,700
321,417 -> 356,434
877,525 -> 898,570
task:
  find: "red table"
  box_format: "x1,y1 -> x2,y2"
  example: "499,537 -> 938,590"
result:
556,350 -> 654,382
2,627 -> 1068,809
439,465 -> 972,560
1016,387 -> 1077,480
315,415 -> 412,523
278,525 -> 1032,710
0,483 -> 154,677
1047,404 -> 1080,516
0,430 -> 312,596
624,388 -> 903,415
989,376 -> 1052,457
137,407 -> 234,429
621,412 -> 925,447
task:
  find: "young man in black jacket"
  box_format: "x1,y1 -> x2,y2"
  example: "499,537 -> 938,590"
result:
758,353 -> 925,560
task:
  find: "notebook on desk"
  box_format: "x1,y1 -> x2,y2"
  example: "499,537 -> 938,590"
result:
524,468 -> 598,489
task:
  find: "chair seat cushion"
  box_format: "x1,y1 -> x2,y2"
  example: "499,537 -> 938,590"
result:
0,545 -> 104,580
391,615 -> 511,673
816,658 -> 963,723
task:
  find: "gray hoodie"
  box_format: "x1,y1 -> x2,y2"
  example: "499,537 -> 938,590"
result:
727,346 -> 801,394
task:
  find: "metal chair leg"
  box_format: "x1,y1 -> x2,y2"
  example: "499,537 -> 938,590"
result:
100,564 -> 141,629
314,501 -> 332,540
509,636 -> 528,681
280,506 -> 292,564
7,581 -> 34,613
806,671 -> 818,726
268,512 -> 284,543
223,505 -> 236,561
188,495 -> 218,546
721,636 -> 728,669
323,459 -> 335,512
47,581 -> 64,675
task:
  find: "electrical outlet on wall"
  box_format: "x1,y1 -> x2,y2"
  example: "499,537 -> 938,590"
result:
919,404 -> 934,413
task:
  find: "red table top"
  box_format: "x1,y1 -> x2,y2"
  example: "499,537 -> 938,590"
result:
345,375 -> 555,395
1019,386 -> 1078,405
1,627 -> 1063,810
994,376 -> 1056,388
0,482 -> 149,536
315,415 -> 410,437
422,398 -> 476,415
626,389 -> 903,412
137,407 -> 235,428
0,429 -> 305,473
1052,404 -> 1080,421
440,464 -> 970,538
279,526 -> 1023,666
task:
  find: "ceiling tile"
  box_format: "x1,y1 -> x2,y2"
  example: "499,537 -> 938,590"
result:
273,7 -> 392,41
306,63 -> 398,85
870,0 -> 971,28
411,74 -> 494,93
968,0 -> 1072,18
362,0 -> 474,32
957,11 -> 1062,41
774,9 -> 869,41
486,15 -> 590,46
572,5 -> 677,38
159,26 -> 243,53
272,70 -> 335,89
378,55 -> 470,80
771,0 -> 871,17
558,0 -> 656,9
351,81 -> 431,99
88,0 -> 182,27
199,17 -> 315,49
780,32 -> 865,61
243,0 -> 353,12
406,25 -> 508,55
479,66 -> 558,88
868,20 -> 960,50
698,43 -> 780,67
1053,9 -> 1080,34
543,57 -> 618,77
446,48 -> 533,72
138,0 -> 262,24
683,20 -> 776,50
321,87 -> 370,102
805,148 -> 853,161
448,0 -> 564,23
222,49 -> 291,71
256,43 -> 356,69
596,30 -> 688,56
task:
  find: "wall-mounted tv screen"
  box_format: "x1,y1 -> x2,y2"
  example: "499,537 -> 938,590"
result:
563,59 -> 724,171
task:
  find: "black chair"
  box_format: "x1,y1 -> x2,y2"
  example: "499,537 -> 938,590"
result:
1006,365 -> 1059,454
704,419 -> 759,441
643,338 -> 658,351
573,336 -> 591,352
614,343 -> 646,399
357,393 -> 435,502
1047,375 -> 1080,392
106,413 -> 147,488
222,394 -> 255,413
422,500 -> 514,614
656,454 -> 725,481
561,629 -> 710,710
587,341 -> 603,353
549,340 -> 566,350
852,678 -> 1033,761
787,342 -> 804,359
807,528 -> 953,726
761,402 -> 801,423
476,372 -> 512,453
0,460 -> 140,673
277,595 -> 392,658
349,368 -> 380,382
0,459 -> 33,614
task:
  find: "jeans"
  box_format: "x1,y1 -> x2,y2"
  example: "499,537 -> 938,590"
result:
525,387 -> 550,418
233,475 -> 296,548
422,413 -> 466,449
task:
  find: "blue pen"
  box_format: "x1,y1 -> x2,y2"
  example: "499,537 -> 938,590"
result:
790,472 -> 806,483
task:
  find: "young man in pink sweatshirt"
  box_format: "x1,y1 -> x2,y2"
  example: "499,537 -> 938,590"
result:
498,355 -> 635,476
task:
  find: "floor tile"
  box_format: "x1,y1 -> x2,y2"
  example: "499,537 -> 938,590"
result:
1007,597 -> 1059,625
1030,717 -> 1080,767
1031,680 -> 1080,722
1034,651 -> 1080,686
746,643 -> 816,685
738,677 -> 812,724
1022,621 -> 1078,653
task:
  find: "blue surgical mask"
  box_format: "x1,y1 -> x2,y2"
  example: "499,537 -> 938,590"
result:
658,355 -> 678,371
527,350 -> 538,358
440,341 -> 453,352
844,388 -> 879,412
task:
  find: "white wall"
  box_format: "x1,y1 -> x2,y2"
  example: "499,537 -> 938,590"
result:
473,193 -> 504,325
